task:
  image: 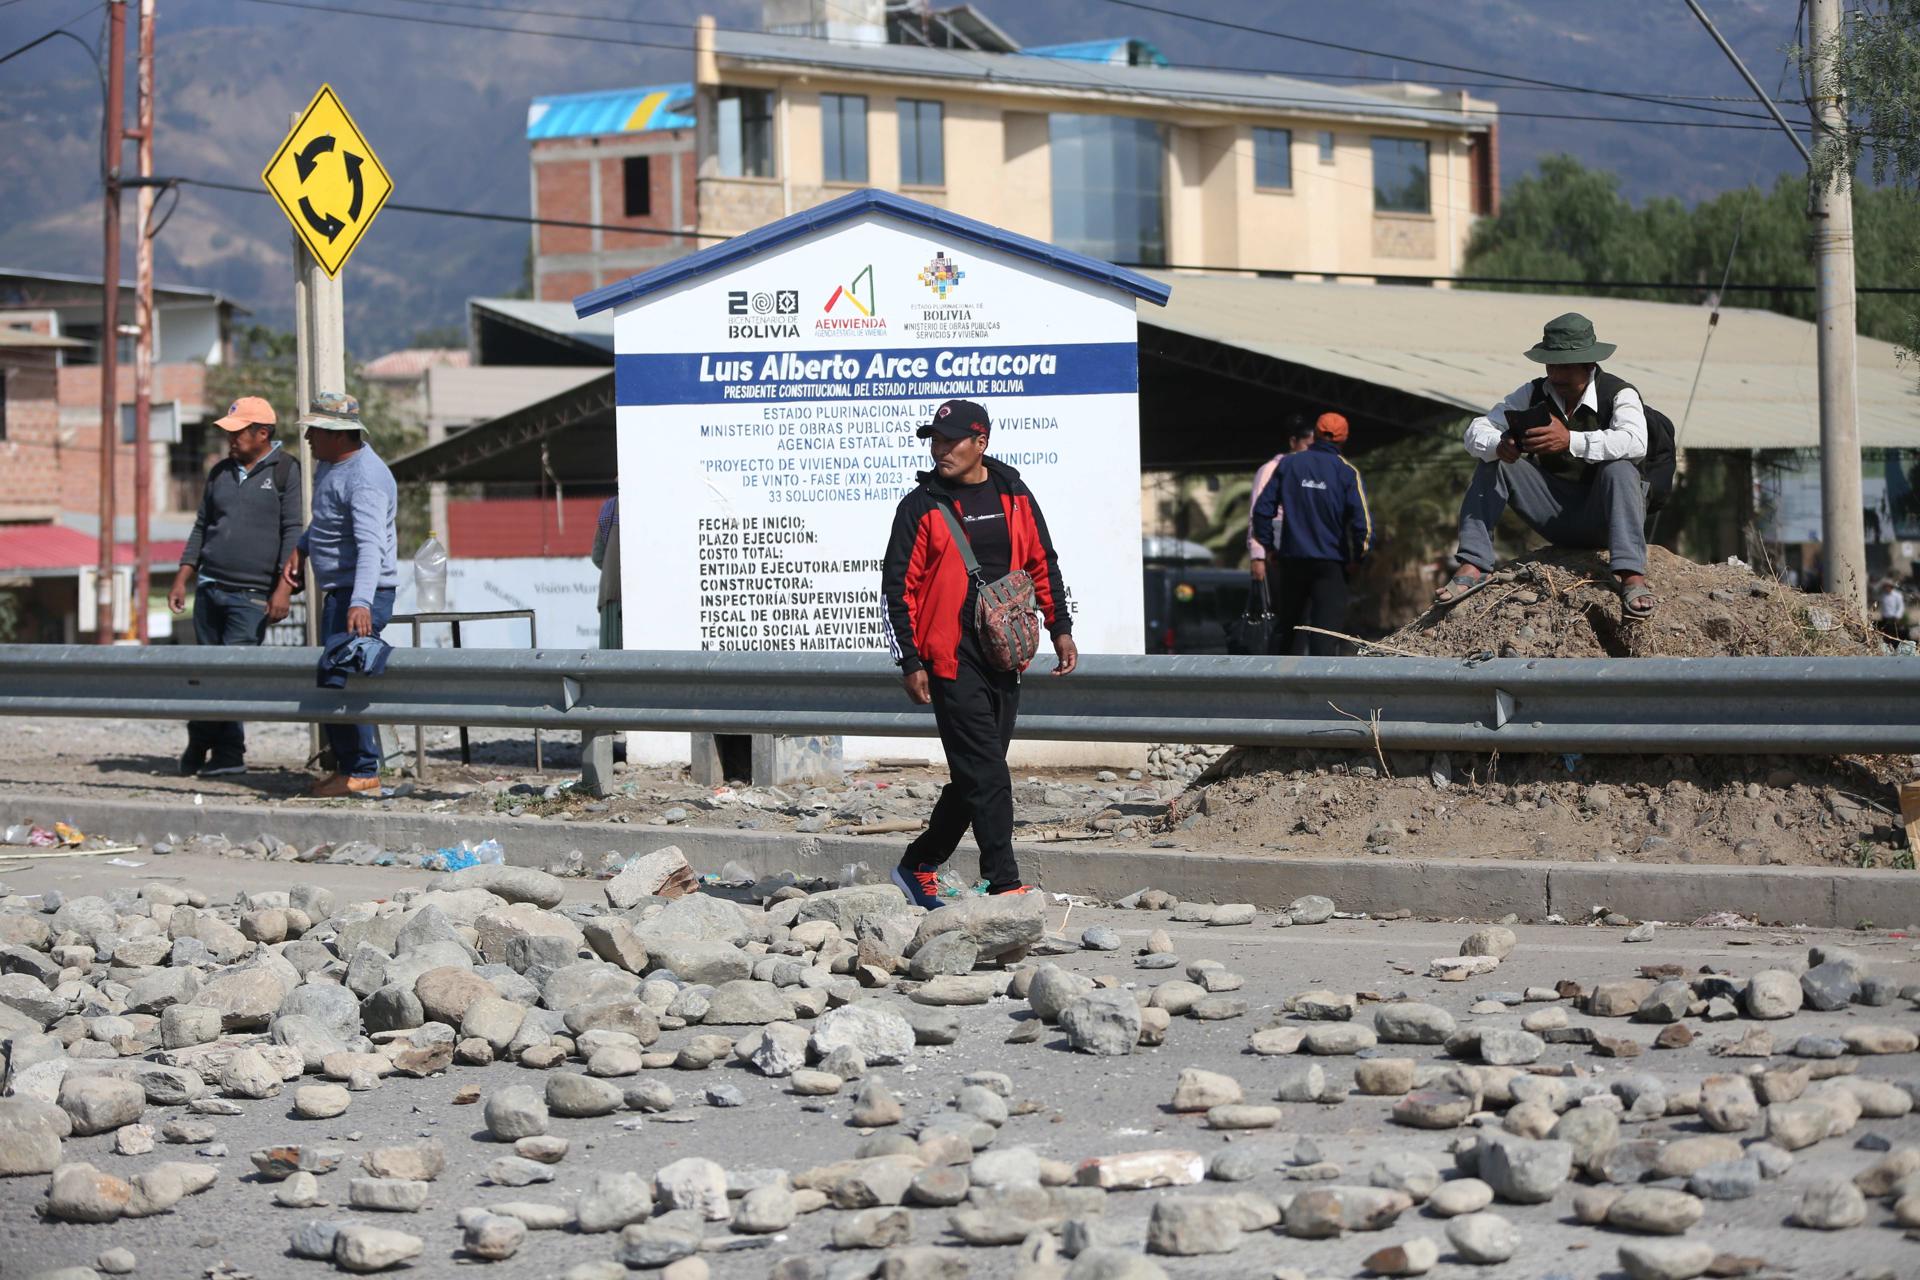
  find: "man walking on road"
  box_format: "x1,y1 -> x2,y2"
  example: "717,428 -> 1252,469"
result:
1251,412 -> 1372,656
881,399 -> 1078,906
281,391 -> 399,799
169,395 -> 301,777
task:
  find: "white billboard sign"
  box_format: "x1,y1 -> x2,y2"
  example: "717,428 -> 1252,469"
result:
596,198 -> 1161,763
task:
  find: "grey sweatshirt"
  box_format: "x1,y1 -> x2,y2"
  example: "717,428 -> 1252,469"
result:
180,446 -> 303,594
299,445 -> 398,608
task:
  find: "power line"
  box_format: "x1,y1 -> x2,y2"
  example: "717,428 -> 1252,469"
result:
375,0 -> 1787,115
153,174 -> 729,241
149,172 -> 1920,294
1092,0 -> 1785,122
220,0 -> 1789,134
0,1 -> 101,67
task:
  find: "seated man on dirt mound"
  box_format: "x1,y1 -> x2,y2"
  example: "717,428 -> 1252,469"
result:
1435,313 -> 1656,619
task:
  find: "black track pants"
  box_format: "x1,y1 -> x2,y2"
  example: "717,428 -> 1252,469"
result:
1270,557 -> 1349,657
904,635 -> 1023,892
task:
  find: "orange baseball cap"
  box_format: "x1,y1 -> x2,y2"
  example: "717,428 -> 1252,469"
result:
1315,412 -> 1349,443
214,396 -> 276,432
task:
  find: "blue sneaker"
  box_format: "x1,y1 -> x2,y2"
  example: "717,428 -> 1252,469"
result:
891,862 -> 944,910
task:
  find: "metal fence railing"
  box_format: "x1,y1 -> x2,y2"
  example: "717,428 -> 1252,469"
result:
0,645 -> 1916,756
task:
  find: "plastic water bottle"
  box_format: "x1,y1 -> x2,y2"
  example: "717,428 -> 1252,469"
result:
413,531 -> 448,611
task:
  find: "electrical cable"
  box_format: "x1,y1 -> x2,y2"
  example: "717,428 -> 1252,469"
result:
149,170 -> 1920,294
220,0 -> 1788,133
1092,0 -> 1783,121
371,0 -> 1789,114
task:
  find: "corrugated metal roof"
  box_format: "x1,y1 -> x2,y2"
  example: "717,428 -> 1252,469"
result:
470,298 -> 616,352
1140,272 -> 1920,452
712,29 -> 1490,130
0,330 -> 86,349
527,83 -> 696,141
425,365 -> 608,431
362,347 -> 469,381
0,524 -> 183,573
576,188 -> 1170,317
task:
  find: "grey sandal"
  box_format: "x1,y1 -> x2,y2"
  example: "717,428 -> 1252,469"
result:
1620,581 -> 1656,619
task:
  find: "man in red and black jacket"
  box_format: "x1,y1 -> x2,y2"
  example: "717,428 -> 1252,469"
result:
881,399 -> 1078,906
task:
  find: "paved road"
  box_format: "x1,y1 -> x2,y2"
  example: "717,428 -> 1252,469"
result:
6,853 -> 1919,1279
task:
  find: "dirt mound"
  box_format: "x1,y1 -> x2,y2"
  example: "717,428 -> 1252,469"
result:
1168,747 -> 1910,869
1382,545 -> 1881,660
1174,548 -> 1907,870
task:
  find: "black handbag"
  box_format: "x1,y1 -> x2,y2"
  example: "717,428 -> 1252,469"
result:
1227,576 -> 1274,655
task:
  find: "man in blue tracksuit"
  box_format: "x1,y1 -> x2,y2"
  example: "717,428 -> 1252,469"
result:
1251,412 -> 1372,656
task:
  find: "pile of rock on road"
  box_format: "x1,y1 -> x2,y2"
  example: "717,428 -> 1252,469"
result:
1,850 -> 1918,1280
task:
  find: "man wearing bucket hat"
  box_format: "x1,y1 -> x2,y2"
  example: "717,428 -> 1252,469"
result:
1436,313 -> 1657,619
280,391 -> 399,798
168,395 -> 302,777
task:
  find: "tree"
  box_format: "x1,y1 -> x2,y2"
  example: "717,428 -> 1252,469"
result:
207,325 -> 427,547
1813,0 -> 1920,370
1462,156 -> 1920,345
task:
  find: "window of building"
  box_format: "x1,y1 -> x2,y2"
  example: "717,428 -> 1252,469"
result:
1253,127 -> 1292,190
717,86 -> 774,178
1318,130 -> 1336,164
1049,113 -> 1167,266
1372,136 -> 1431,214
898,98 -> 944,187
821,93 -> 869,184
622,155 -> 652,217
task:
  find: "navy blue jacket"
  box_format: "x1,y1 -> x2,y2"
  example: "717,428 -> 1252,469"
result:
1251,440 -> 1373,563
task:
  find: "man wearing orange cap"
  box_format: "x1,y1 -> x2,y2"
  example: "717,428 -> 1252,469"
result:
1250,412 -> 1373,656
168,395 -> 302,777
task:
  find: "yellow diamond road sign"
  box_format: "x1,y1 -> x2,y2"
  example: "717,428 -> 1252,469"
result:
262,84 -> 393,277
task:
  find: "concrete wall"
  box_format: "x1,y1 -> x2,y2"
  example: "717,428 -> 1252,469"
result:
530,131 -> 698,304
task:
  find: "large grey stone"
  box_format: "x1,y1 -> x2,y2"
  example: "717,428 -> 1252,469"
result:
792,884 -> 911,935
645,939 -> 752,986
58,1076 -> 144,1137
426,864 -> 566,909
810,1003 -> 914,1065
632,894 -> 749,947
277,984 -> 362,1041
908,893 -> 1046,962
1060,990 -> 1142,1057
0,1098 -> 65,1175
701,980 -> 794,1026
1478,1135 -> 1572,1204
1374,1002 -> 1455,1044
1028,965 -> 1098,1023
1145,1196 -> 1242,1256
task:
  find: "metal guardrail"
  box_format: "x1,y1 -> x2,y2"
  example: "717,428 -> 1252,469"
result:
0,645 -> 1916,755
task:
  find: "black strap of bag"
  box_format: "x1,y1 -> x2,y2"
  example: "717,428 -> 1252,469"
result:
933,499 -> 986,584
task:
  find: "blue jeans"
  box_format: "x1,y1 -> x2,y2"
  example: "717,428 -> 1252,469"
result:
320,587 -> 394,778
188,584 -> 270,765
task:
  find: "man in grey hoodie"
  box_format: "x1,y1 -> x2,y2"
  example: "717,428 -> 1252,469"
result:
281,391 -> 398,798
169,395 -> 301,777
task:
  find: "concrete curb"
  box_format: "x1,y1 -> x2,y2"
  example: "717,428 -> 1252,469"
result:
5,792 -> 1911,930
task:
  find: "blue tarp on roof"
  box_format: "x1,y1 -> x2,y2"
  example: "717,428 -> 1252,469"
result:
527,83 -> 695,141
573,188 -> 1171,318
1022,38 -> 1168,68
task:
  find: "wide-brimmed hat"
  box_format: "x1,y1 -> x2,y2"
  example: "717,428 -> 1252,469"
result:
1524,312 -> 1616,365
297,389 -> 365,431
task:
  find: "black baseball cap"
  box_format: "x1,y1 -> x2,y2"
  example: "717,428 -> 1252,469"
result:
917,399 -> 990,440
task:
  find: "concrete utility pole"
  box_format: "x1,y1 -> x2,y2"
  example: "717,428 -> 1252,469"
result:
1683,0 -> 1865,614
131,0 -> 156,643
94,0 -> 128,643
291,103 -> 347,758
1808,0 -> 1866,613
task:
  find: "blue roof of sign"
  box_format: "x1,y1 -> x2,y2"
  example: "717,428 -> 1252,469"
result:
1022,38 -> 1169,68
574,188 -> 1172,317
526,83 -> 695,140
